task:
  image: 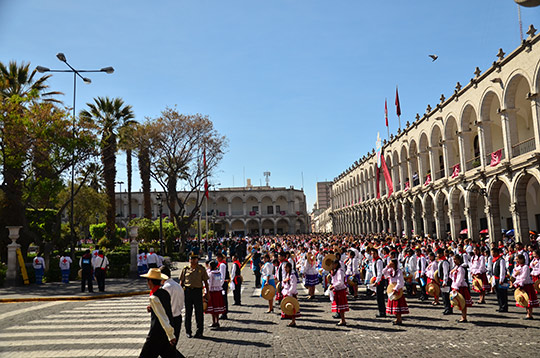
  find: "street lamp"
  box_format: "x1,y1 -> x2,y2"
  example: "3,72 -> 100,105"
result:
37,53 -> 114,255
156,193 -> 164,254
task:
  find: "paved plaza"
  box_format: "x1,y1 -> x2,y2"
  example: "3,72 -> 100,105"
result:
0,264 -> 539,357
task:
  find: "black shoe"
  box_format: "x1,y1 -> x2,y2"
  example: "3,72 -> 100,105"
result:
332,313 -> 340,319
443,310 -> 453,315
376,314 -> 387,318
220,314 -> 228,320
186,333 -> 193,338
194,332 -> 204,339
496,309 -> 508,313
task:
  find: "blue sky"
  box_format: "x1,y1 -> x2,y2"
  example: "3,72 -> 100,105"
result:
1,1 -> 539,210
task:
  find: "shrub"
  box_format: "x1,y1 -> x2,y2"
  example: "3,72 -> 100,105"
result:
0,263 -> 7,287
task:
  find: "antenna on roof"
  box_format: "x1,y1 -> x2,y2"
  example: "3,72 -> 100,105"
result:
263,171 -> 271,187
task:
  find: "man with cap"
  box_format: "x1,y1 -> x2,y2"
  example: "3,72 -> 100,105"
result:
139,268 -> 182,358
179,252 -> 209,339
160,265 -> 184,345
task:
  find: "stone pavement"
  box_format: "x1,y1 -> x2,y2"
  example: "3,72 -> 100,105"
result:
0,263 -> 539,357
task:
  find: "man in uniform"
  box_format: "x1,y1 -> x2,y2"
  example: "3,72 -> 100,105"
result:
33,253 -> 46,284
179,253 -> 209,339
79,249 -> 94,293
93,250 -> 109,292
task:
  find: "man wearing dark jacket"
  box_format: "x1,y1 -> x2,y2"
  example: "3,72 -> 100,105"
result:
139,268 -> 183,358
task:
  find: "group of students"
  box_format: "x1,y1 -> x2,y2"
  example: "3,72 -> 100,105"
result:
251,233 -> 540,326
137,248 -> 165,274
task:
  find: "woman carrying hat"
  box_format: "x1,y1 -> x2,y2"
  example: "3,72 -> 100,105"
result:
450,254 -> 473,323
261,254 -> 276,313
530,249 -> 540,284
205,260 -> 226,328
330,259 -> 348,326
470,246 -> 490,304
425,252 -> 440,305
303,251 -> 318,300
512,254 -> 539,320
281,262 -> 300,327
382,259 -> 409,326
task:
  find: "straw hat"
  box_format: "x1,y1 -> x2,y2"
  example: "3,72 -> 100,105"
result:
514,288 -> 529,307
280,296 -> 300,316
450,291 -> 466,311
322,254 -> 336,271
347,276 -> 358,286
261,284 -> 276,301
386,282 -> 403,300
426,282 -> 440,297
140,268 -> 169,280
472,277 -> 483,292
534,279 -> 540,293
77,269 -> 82,279
370,276 -> 377,285
433,270 -> 439,283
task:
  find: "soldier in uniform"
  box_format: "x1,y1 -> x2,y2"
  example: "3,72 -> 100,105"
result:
179,253 -> 209,339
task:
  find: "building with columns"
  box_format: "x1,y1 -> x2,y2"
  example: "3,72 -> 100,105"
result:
331,26 -> 540,244
115,186 -> 309,236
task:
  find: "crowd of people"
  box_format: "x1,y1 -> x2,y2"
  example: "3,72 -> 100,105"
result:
247,233 -> 540,325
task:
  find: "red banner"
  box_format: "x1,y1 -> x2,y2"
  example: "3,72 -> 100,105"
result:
395,86 -> 401,117
380,152 -> 393,197
376,163 -> 381,199
490,149 -> 502,167
451,163 -> 460,178
424,173 -> 432,186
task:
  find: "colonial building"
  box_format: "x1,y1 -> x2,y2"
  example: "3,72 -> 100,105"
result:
331,25 -> 540,244
115,186 -> 309,236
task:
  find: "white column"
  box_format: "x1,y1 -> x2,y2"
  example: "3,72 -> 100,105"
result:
6,226 -> 22,285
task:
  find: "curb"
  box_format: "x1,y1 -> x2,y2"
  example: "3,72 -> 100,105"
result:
0,290 -> 149,303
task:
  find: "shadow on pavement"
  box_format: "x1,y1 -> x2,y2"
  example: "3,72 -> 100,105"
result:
222,326 -> 270,334
204,336 -> 271,348
228,318 -> 277,325
472,320 -> 540,329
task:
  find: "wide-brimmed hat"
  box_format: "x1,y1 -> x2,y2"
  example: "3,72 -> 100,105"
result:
433,270 -> 439,283
472,277 -> 483,292
386,282 -> 403,300
534,279 -> 540,293
140,268 -> 169,280
322,254 -> 336,271
347,276 -> 358,286
515,288 -> 529,307
77,269 -> 82,279
450,291 -> 465,311
280,296 -> 300,316
261,284 -> 276,300
426,282 -> 440,297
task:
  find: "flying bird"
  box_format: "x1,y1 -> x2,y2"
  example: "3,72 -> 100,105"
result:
429,54 -> 438,62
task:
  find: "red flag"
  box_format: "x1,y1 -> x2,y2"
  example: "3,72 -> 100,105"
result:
385,99 -> 388,127
380,151 -> 393,197
451,163 -> 460,178
490,149 -> 502,167
395,87 -> 401,117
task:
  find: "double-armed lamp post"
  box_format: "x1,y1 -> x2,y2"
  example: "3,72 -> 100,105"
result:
37,53 -> 113,253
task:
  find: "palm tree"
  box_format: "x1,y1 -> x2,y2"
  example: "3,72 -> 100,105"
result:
0,61 -> 61,101
118,124 -> 136,221
80,97 -> 135,243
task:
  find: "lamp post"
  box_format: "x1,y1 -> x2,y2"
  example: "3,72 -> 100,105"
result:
156,193 -> 164,254
116,181 -> 124,217
37,54 -> 114,255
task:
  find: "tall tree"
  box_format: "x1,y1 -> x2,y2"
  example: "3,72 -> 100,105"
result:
119,124 -> 136,220
80,97 -> 135,243
137,107 -> 227,245
133,122 -> 152,219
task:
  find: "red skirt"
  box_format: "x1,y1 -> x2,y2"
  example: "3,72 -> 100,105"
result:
472,273 -> 491,292
532,275 -> 540,283
516,284 -> 540,308
281,294 -> 301,318
331,288 -> 349,313
206,291 -> 226,314
458,286 -> 473,307
427,277 -> 434,285
386,296 -> 409,315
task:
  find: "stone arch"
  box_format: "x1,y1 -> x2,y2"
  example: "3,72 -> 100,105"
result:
460,103 -> 480,171
480,90 -> 505,162
435,190 -> 449,239
418,132 -> 430,184
230,219 -> 245,236
423,193 -> 436,236
392,150 -> 400,192
503,72 -> 535,158
444,115 -> 460,171
231,196 -> 244,215
511,169 -> 540,243
486,177 -> 512,244
400,144 -> 409,190
430,124 -> 445,179
276,218 -> 289,235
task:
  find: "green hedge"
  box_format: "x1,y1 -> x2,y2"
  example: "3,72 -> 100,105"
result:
0,263 -> 7,287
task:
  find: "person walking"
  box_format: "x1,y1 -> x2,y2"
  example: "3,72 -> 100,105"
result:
231,254 -> 243,306
59,253 -> 72,284
371,248 -> 387,318
216,253 -> 230,319
147,248 -> 158,268
93,250 -> 109,292
179,253 -> 209,339
33,253 -> 46,284
160,265 -> 184,346
79,249 -> 94,293
139,268 -> 182,358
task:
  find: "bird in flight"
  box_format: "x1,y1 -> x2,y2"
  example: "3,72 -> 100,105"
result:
429,54 -> 438,62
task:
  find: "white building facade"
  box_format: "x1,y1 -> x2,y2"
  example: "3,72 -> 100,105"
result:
331,26 -> 540,244
115,186 -> 309,236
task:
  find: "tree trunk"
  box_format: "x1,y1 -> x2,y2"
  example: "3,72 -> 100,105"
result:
138,146 -> 152,219
102,134 -> 117,242
126,149 -> 132,221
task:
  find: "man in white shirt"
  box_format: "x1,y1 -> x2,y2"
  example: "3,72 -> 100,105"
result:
93,250 -> 109,292
147,248 -> 158,268
59,253 -> 72,284
160,265 -> 184,347
33,253 -> 46,284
